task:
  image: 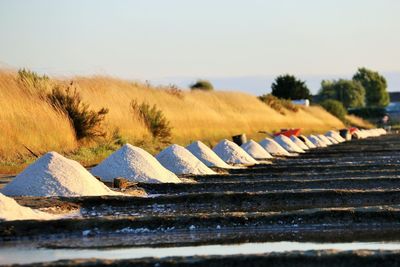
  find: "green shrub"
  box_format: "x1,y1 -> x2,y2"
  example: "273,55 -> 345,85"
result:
190,79 -> 214,91
131,99 -> 172,144
317,79 -> 365,108
258,94 -> 299,114
348,107 -> 386,119
320,99 -> 347,122
47,85 -> 109,141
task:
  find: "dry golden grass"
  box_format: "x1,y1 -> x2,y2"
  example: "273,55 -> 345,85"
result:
0,71 -> 77,161
0,70 -> 345,169
345,114 -> 375,129
74,76 -> 344,145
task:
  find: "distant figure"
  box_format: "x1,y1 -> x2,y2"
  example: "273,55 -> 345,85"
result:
379,114 -> 391,132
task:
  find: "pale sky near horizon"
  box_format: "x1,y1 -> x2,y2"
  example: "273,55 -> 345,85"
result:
0,0 -> 399,93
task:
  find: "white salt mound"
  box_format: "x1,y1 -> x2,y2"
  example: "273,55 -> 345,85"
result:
186,141 -> 233,169
318,134 -> 333,145
241,140 -> 274,160
91,144 -> 181,183
2,152 -> 120,197
298,135 -> 317,149
213,139 -> 259,165
0,193 -> 56,221
358,129 -> 379,139
326,136 -> 339,144
157,144 -> 216,175
308,135 -> 327,147
289,136 -> 309,150
354,129 -> 367,139
259,138 -> 291,156
325,130 -> 345,143
370,129 -> 380,137
274,135 -> 305,153
378,128 -> 387,135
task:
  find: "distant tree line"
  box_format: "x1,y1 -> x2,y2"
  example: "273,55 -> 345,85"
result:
268,68 -> 389,108
265,67 -> 390,121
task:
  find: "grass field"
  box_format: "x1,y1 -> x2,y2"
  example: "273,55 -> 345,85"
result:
0,69 -> 352,173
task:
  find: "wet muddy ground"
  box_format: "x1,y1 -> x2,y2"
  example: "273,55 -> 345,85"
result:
2,134 -> 400,266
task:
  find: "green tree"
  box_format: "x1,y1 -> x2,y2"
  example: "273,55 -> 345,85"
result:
271,74 -> 311,100
317,79 -> 365,109
190,79 -> 214,91
353,67 -> 389,107
320,99 -> 347,122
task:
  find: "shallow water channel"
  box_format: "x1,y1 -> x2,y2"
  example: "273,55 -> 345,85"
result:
3,241 -> 400,265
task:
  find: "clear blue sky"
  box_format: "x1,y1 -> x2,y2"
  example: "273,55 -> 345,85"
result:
0,0 -> 399,93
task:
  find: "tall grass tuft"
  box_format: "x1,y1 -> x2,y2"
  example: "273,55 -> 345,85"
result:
17,68 -> 51,97
259,94 -> 299,114
130,99 -> 172,145
0,71 -> 77,165
47,84 -> 109,141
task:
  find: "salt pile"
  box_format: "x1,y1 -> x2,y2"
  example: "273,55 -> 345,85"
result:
213,139 -> 259,165
259,138 -> 291,156
326,136 -> 339,144
0,193 -> 56,221
378,128 -> 387,135
241,140 -> 273,160
289,135 -> 309,150
369,129 -> 379,137
318,134 -> 333,145
2,152 -> 120,197
354,129 -> 367,139
308,135 -> 327,147
156,144 -> 216,175
274,135 -> 305,153
186,141 -> 233,169
298,135 -> 317,149
325,130 -> 346,143
91,144 -> 181,183
367,129 -> 384,137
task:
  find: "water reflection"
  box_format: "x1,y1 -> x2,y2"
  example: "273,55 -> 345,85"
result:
2,241 -> 400,265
